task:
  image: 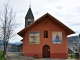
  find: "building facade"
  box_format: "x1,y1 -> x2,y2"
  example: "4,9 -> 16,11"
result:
18,7 -> 75,58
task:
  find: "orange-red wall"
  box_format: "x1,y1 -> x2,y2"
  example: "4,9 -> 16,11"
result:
23,17 -> 68,58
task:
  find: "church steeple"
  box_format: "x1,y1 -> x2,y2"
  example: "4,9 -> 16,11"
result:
25,6 -> 34,28
25,7 -> 34,19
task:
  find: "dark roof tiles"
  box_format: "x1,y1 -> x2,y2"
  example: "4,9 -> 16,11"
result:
25,8 -> 34,19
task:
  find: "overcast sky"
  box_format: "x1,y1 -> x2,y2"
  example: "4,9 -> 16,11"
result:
0,0 -> 80,43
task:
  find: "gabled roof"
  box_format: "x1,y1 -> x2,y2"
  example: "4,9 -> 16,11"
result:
25,7 -> 34,19
18,13 -> 75,37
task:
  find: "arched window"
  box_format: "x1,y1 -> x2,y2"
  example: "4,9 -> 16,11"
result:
44,31 -> 48,38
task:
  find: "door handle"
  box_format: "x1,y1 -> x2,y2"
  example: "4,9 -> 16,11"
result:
48,49 -> 50,51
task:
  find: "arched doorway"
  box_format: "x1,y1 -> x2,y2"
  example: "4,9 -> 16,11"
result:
42,45 -> 50,58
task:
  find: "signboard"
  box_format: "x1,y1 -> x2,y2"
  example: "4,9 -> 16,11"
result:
52,31 -> 62,44
29,32 -> 40,44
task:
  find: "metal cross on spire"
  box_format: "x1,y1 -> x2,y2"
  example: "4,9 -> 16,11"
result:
29,2 -> 31,8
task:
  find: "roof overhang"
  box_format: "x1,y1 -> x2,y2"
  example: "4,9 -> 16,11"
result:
17,13 -> 75,37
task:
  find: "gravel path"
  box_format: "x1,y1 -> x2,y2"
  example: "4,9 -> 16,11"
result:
6,52 -> 77,60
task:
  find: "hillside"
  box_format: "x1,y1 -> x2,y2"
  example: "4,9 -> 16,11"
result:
0,36 -> 80,52
68,35 -> 80,53
0,40 -> 3,44
68,35 -> 80,44
0,36 -> 80,44
0,40 -> 22,45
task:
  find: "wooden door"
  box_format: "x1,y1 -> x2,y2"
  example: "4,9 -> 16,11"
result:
43,45 -> 50,58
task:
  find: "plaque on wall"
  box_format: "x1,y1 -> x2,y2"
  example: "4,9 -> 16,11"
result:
29,32 -> 40,44
52,31 -> 62,44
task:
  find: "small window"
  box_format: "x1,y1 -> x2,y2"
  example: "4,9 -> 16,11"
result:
44,31 -> 48,38
45,22 -> 47,23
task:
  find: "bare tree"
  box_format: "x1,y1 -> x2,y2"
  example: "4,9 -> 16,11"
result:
0,2 -> 16,57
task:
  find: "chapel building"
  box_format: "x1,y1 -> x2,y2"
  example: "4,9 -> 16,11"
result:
18,7 -> 75,58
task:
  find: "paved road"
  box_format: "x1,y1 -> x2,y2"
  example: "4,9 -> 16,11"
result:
6,52 -> 77,60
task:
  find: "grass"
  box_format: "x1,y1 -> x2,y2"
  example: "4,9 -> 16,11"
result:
69,54 -> 76,58
69,54 -> 80,60
0,51 -> 6,60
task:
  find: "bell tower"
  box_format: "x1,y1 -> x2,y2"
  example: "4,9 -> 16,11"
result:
25,5 -> 34,28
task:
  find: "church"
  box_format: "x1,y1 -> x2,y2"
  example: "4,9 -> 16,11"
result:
18,6 -> 75,58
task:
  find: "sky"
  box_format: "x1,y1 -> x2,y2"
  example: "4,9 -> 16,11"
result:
0,0 -> 80,43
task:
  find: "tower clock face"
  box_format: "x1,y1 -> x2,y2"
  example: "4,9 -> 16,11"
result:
28,19 -> 31,25
28,19 -> 31,21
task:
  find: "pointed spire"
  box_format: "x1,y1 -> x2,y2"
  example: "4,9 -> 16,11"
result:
25,4 -> 34,19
